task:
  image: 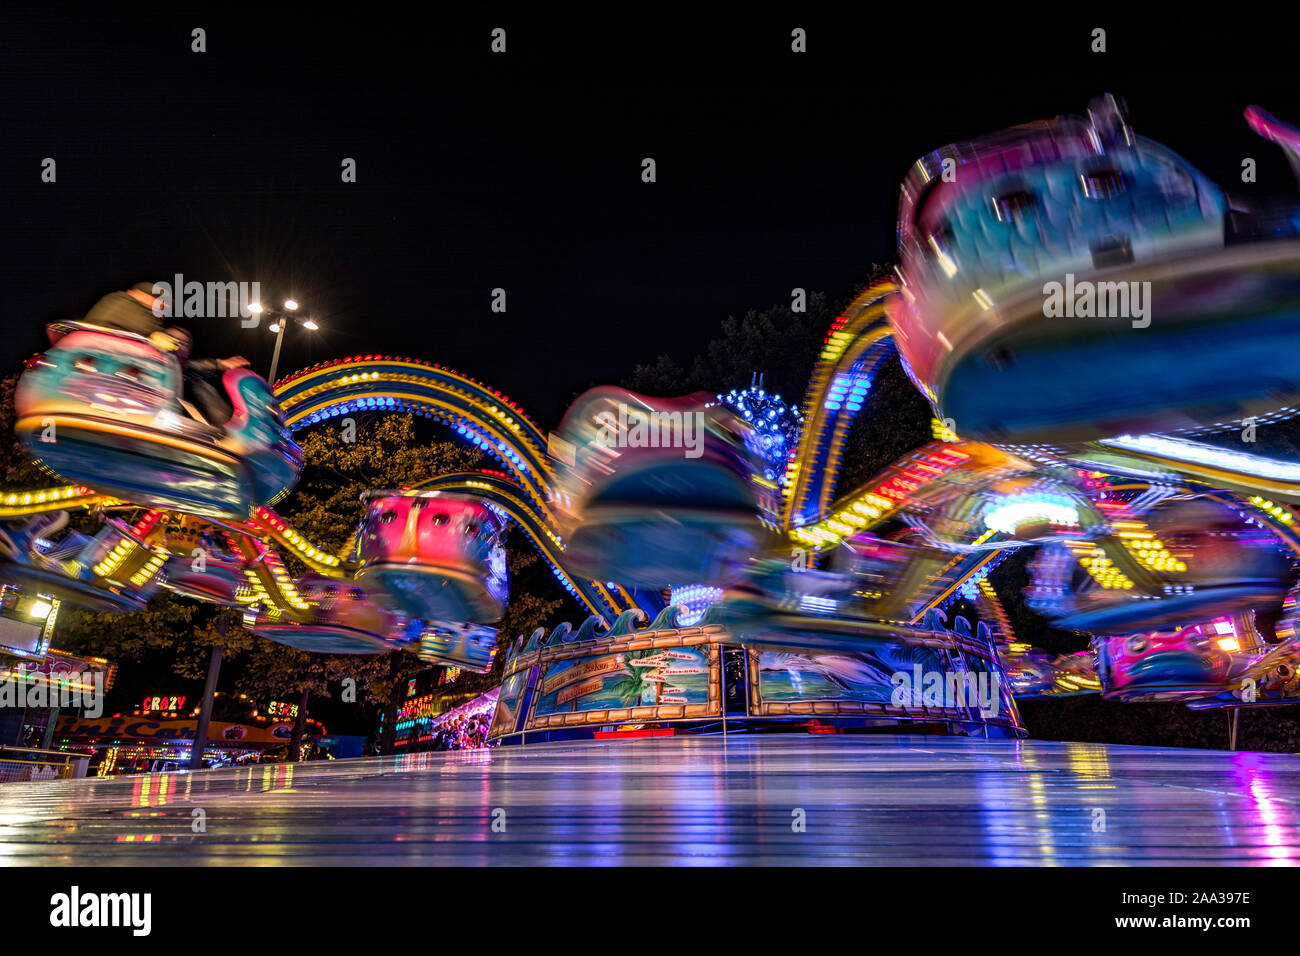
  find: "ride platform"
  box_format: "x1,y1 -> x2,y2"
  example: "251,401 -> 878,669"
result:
0,735 -> 1296,865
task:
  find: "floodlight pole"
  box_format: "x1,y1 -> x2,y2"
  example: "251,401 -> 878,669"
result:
268,320 -> 287,384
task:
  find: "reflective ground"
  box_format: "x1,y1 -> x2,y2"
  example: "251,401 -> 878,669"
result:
1,735 -> 1298,865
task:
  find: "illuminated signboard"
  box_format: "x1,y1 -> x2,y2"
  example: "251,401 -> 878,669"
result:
266,700 -> 300,720
140,694 -> 187,714
399,693 -> 440,721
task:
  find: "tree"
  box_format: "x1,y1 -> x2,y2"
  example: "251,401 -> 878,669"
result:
237,413 -> 486,755
336,534 -> 567,755
264,412 -> 573,753
625,291 -> 840,402
57,601 -> 256,672
621,275 -> 934,500
3,372 -> 261,688
234,641 -> 355,760
0,373 -> 47,488
0,393 -> 576,750
279,414 -> 484,559
453,547 -> 564,695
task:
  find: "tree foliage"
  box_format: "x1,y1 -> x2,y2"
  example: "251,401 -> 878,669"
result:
625,291 -> 839,403
621,273 -> 934,503
281,414 -> 485,558
0,373 -> 51,488
0,395 -> 573,743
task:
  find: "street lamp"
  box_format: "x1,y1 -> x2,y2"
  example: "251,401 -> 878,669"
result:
249,299 -> 319,383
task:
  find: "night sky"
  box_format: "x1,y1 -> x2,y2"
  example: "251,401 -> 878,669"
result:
2,11 -> 1298,425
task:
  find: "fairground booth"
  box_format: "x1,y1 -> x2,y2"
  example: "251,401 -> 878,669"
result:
0,587 -> 118,781
49,693 -> 328,775
487,605 -> 1022,745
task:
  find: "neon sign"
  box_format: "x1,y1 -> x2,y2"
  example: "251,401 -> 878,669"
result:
140,694 -> 186,713
266,700 -> 300,720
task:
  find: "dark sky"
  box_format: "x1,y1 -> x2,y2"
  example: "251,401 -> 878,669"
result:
3,10 -> 1298,425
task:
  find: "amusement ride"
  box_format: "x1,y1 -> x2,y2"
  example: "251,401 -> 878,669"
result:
9,93 -> 1300,744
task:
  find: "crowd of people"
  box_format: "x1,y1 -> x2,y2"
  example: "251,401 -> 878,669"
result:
429,711 -> 491,751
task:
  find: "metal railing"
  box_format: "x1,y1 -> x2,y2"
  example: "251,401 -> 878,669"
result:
0,746 -> 88,783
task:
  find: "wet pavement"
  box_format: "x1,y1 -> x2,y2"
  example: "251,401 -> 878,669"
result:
1,735 -> 1298,865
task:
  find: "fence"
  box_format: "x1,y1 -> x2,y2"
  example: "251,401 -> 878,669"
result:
0,746 -> 89,783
